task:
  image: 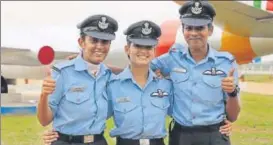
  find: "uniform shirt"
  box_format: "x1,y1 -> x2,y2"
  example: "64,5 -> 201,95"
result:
151,43 -> 239,126
49,55 -> 112,135
106,66 -> 173,139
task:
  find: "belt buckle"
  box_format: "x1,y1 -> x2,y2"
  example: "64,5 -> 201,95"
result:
84,135 -> 94,143
139,139 -> 150,145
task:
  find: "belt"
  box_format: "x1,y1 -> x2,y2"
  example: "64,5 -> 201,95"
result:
57,132 -> 104,143
174,121 -> 225,132
117,137 -> 164,145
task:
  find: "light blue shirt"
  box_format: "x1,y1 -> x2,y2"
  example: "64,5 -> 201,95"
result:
151,43 -> 239,126
49,55 -> 112,135
106,66 -> 172,139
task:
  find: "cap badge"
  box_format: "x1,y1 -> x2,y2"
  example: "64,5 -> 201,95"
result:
98,16 -> 109,30
141,22 -> 152,35
191,1 -> 202,15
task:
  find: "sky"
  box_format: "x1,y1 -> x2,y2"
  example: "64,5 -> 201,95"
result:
1,1 -> 180,53
1,1 -> 273,62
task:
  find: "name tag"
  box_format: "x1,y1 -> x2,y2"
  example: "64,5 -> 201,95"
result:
173,67 -> 187,73
69,86 -> 85,92
116,97 -> 131,103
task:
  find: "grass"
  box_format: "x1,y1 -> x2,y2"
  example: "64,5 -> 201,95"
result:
1,92 -> 273,145
230,92 -> 273,145
243,74 -> 273,83
1,115 -> 47,145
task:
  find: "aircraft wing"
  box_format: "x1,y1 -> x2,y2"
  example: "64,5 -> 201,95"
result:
174,1 -> 273,38
1,47 -> 79,66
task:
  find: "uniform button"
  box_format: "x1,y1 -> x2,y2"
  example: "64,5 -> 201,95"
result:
192,116 -> 196,119
193,82 -> 197,86
77,98 -> 81,102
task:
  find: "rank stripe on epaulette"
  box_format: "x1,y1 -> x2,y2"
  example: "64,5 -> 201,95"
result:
52,66 -> 61,73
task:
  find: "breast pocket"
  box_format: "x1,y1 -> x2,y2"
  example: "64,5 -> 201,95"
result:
113,101 -> 138,126
150,97 -> 170,123
201,76 -> 224,104
114,102 -> 137,113
65,90 -> 91,104
170,71 -> 190,94
150,98 -> 170,110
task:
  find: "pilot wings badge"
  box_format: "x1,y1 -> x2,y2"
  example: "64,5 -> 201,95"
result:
150,89 -> 168,98
203,67 -> 225,76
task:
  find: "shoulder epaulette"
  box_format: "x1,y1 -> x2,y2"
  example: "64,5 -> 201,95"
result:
215,51 -> 235,63
52,60 -> 74,73
169,43 -> 186,53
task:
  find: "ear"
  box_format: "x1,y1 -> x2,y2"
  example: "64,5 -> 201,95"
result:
124,44 -> 131,59
208,25 -> 214,36
153,45 -> 157,54
151,47 -> 156,58
181,24 -> 185,33
124,44 -> 130,55
78,37 -> 85,48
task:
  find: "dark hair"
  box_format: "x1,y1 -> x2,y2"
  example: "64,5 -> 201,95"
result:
207,23 -> 213,29
126,40 -> 131,59
126,39 -> 132,46
80,31 -> 87,40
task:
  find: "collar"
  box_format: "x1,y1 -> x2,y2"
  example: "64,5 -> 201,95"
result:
119,65 -> 157,82
74,54 -> 110,75
74,54 -> 88,71
182,44 -> 216,62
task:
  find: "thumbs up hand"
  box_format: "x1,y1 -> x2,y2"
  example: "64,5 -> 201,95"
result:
41,70 -> 56,97
222,68 -> 235,93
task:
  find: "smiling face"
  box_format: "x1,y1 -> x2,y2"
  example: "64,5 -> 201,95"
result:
79,36 -> 111,64
183,24 -> 213,52
125,43 -> 155,67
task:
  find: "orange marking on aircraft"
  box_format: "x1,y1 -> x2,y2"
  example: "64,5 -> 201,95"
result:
220,30 -> 257,64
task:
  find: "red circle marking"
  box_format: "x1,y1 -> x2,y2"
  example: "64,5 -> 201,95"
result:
38,46 -> 55,65
156,19 -> 181,57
